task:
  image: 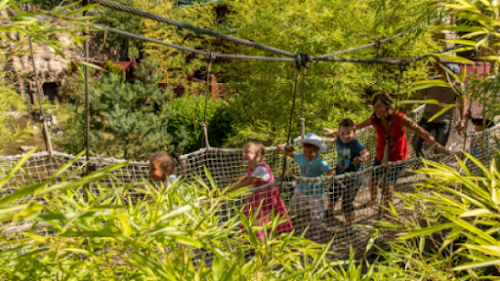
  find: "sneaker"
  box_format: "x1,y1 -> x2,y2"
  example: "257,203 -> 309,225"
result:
345,226 -> 356,238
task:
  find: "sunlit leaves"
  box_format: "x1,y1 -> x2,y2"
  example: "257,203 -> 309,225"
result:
0,153 -> 337,280
384,153 -> 500,278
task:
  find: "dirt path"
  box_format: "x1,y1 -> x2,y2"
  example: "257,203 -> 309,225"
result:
2,115 -> 48,156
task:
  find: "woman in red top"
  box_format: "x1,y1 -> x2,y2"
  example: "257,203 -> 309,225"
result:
323,93 -> 449,210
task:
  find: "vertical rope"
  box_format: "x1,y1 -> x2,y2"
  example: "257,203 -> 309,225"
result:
279,54 -> 302,194
481,61 -> 487,163
83,0 -> 91,202
202,52 -> 215,150
398,64 -> 404,93
28,38 -> 53,157
298,55 -> 310,139
376,41 -> 381,94
462,61 -> 476,151
374,41 -> 389,221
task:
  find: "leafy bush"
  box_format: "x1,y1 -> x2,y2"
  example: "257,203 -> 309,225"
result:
57,60 -> 189,160
165,95 -> 234,153
105,60 -> 126,83
370,153 -> 500,279
0,81 -> 30,155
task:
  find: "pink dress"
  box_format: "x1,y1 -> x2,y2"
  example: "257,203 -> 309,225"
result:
242,163 -> 294,241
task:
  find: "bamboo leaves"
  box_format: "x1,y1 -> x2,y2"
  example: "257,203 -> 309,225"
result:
387,154 -> 500,277
0,155 -> 339,280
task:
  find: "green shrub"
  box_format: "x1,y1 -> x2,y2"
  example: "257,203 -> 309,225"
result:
57,60 -> 183,160
105,60 -> 126,83
165,95 -> 234,153
0,83 -> 31,155
370,153 -> 500,279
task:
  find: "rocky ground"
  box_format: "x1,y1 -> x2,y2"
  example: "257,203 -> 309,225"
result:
2,115 -> 50,156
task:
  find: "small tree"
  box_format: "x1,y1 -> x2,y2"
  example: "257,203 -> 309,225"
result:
94,59 -> 185,159
58,60 -> 188,160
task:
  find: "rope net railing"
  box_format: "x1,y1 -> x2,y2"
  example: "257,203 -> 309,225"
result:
1,101 -> 497,260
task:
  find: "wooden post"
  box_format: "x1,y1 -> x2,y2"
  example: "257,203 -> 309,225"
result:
29,38 -> 53,157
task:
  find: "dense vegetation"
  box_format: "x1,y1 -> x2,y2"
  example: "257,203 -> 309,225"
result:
35,0 -> 445,158
0,150 -> 499,279
1,0 -> 500,279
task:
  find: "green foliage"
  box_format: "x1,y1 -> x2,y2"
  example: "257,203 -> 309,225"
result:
369,154 -> 500,279
218,0 -> 440,145
57,69 -> 233,157
105,60 -> 126,83
138,0 -> 209,87
63,59 -> 181,159
136,0 -> 438,146
0,0 -> 90,155
0,76 -> 30,155
166,95 -> 234,152
30,0 -> 144,60
0,0 -> 90,58
0,150 -> 340,280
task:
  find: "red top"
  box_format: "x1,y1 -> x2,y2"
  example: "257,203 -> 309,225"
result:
371,112 -> 409,163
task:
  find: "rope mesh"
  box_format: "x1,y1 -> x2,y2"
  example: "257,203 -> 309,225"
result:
1,102 -> 497,260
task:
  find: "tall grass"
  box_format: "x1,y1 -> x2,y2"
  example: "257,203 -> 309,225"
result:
1,150 -> 499,280
0,149 -> 336,280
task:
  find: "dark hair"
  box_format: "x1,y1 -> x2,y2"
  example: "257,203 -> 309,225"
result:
470,117 -> 495,128
150,151 -> 187,175
303,142 -> 319,152
339,118 -> 355,129
372,93 -> 394,123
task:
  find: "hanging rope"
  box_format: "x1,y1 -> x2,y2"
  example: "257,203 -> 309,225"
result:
396,61 -> 407,112
28,38 -> 53,157
201,52 -> 216,150
299,54 -> 312,138
462,61 -> 477,151
375,41 -> 381,93
279,54 -> 304,193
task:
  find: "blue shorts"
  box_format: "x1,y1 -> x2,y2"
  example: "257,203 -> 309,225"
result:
371,158 -> 406,186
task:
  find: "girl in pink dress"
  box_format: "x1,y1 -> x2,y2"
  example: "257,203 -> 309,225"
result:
223,142 -> 294,241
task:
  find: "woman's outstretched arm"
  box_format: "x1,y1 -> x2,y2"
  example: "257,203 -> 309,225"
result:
322,118 -> 372,135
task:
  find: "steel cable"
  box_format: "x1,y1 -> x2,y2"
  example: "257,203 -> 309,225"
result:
315,18 -> 440,59
94,0 -> 296,58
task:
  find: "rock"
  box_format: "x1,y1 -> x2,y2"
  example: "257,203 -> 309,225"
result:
20,145 -> 35,152
32,125 -> 40,136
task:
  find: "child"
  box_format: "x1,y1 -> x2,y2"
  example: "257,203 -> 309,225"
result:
277,133 -> 334,240
329,118 -> 369,238
150,151 -> 187,194
469,117 -> 495,165
223,142 -> 294,241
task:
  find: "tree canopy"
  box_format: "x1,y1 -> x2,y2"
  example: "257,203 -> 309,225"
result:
134,0 -> 440,146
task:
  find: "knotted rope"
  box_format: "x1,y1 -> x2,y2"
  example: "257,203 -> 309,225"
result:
278,54 -> 307,194
299,54 -> 312,138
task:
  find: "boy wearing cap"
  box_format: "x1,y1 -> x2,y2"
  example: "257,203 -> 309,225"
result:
405,61 -> 467,157
277,133 -> 334,239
